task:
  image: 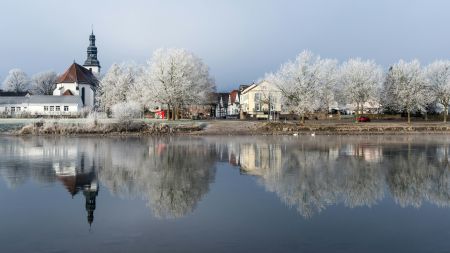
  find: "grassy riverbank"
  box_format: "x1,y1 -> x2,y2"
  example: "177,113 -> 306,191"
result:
3,118 -> 450,136
0,118 -> 206,136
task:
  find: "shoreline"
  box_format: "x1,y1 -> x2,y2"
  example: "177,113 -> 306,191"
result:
3,119 -> 450,136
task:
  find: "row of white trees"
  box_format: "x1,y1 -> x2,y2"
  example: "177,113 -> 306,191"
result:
97,48 -> 215,120
268,50 -> 450,123
1,69 -> 58,95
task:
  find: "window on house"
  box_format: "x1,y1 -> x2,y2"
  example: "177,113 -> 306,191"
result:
17,107 -> 21,111
255,103 -> 261,111
11,107 -> 15,112
64,106 -> 69,112
254,93 -> 261,111
44,106 -> 48,111
50,106 -> 54,111
56,106 -> 60,111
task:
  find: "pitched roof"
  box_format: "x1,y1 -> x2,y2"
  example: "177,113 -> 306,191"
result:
57,63 -> 98,85
0,96 -> 27,105
28,95 -> 82,104
229,90 -> 238,104
63,89 -> 74,96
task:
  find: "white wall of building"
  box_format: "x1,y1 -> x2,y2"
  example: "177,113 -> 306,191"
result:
241,81 -> 282,118
53,82 -> 79,96
79,84 -> 95,107
28,103 -> 80,115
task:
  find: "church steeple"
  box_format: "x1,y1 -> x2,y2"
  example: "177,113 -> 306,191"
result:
83,29 -> 101,74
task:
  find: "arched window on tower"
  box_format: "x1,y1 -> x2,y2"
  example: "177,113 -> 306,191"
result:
81,87 -> 85,106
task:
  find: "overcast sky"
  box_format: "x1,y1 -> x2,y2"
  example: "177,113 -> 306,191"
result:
0,0 -> 449,90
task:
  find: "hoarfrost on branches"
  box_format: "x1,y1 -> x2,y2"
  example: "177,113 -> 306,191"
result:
338,58 -> 383,117
111,101 -> 142,125
2,69 -> 30,93
426,60 -> 450,122
269,51 -> 337,123
96,63 -> 141,113
138,48 -> 215,120
31,71 -> 58,95
385,60 -> 431,124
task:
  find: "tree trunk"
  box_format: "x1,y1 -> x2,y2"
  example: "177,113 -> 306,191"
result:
355,103 -> 359,123
445,106 -> 448,123
407,111 -> 411,124
425,111 -> 428,121
361,103 -> 364,117
301,114 -> 305,124
338,110 -> 341,120
171,105 -> 175,120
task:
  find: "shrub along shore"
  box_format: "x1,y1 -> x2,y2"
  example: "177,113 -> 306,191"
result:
5,119 -> 450,136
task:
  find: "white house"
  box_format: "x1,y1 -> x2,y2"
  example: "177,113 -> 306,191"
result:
0,95 -> 82,116
240,80 -> 282,119
227,90 -> 240,118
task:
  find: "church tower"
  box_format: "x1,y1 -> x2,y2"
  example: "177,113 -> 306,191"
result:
83,30 -> 101,74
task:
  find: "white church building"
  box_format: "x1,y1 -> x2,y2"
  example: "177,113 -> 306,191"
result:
0,31 -> 101,117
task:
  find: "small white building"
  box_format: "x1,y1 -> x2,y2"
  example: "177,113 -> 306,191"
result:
0,95 -> 82,116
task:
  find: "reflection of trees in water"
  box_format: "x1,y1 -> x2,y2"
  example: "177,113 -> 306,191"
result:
97,138 -> 217,218
231,136 -> 450,218
4,135 -> 450,219
0,137 -> 217,219
270,149 -> 338,218
386,145 -> 450,208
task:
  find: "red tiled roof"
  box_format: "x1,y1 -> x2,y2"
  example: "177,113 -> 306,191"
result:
57,63 -> 98,85
62,89 -> 73,96
229,90 -> 238,104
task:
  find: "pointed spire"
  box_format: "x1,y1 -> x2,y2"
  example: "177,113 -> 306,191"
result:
84,29 -> 101,73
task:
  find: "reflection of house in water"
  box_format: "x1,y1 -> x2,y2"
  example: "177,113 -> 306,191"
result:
339,144 -> 382,162
234,143 -> 283,176
54,153 -> 99,227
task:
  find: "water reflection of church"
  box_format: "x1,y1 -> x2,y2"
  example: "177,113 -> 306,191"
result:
54,153 -> 99,227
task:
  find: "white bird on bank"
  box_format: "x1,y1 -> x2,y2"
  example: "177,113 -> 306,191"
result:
311,132 -> 315,137
293,133 -> 298,137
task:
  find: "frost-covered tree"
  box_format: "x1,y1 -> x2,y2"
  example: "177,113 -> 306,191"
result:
385,60 -> 431,124
269,51 -> 336,123
2,69 -> 30,93
111,101 -> 141,121
316,58 -> 339,113
426,60 -> 450,122
97,63 -> 141,114
338,59 -> 383,118
31,71 -> 58,95
139,48 -> 215,120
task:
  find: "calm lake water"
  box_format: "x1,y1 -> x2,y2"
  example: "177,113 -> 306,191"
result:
1,135 -> 450,253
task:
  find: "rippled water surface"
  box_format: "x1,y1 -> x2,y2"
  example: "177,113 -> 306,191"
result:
1,135 -> 450,253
